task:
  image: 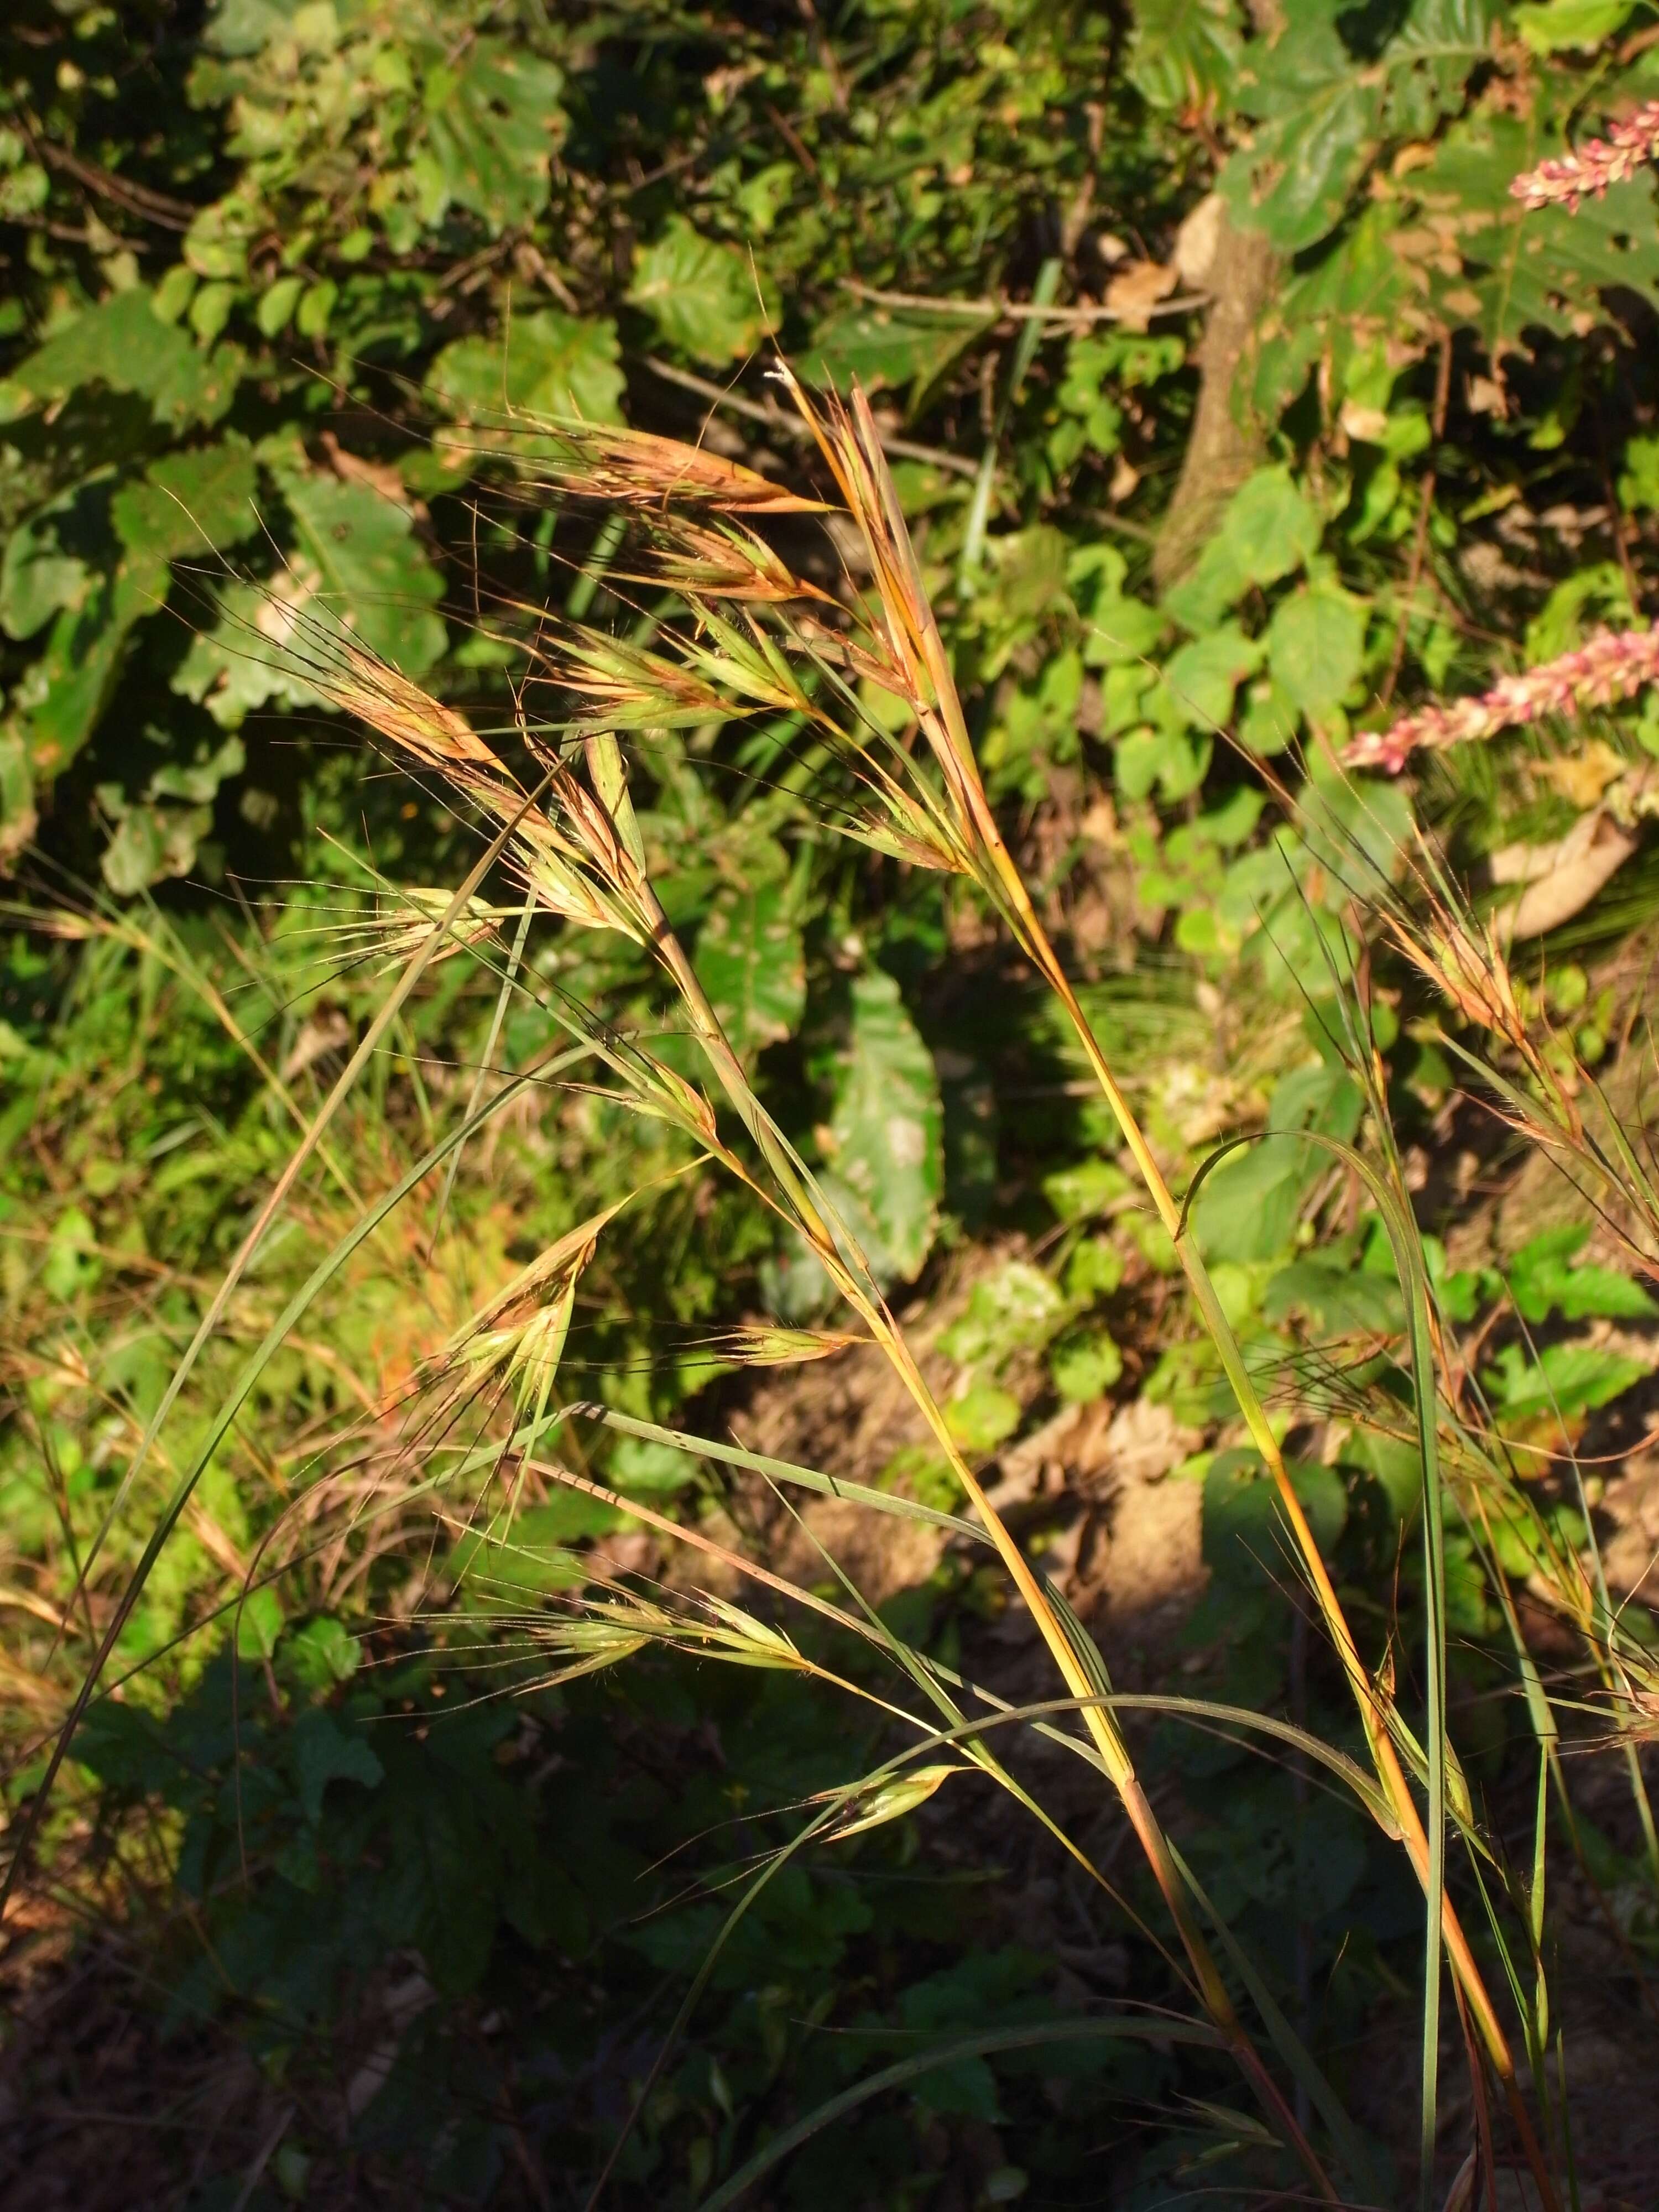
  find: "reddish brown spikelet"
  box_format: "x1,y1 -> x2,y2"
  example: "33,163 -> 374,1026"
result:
1510,101 -> 1659,212
1346,620 -> 1659,773
528,423 -> 828,514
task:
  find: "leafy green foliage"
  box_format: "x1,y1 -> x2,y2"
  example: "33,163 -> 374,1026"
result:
822,971 -> 943,1284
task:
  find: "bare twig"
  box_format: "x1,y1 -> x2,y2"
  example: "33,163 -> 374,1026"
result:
639,355 -> 981,481
841,278 -> 1210,326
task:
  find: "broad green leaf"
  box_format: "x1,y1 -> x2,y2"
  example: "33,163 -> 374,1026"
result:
1251,206 -> 1418,418
940,1259 -> 1067,1365
1042,1159 -> 1131,1222
1417,96 -> 1659,358
945,1380 -> 1021,1451
628,217 -> 771,365
24,562 -> 161,777
1219,0 -> 1493,253
2,288 -> 241,429
172,577 -> 329,729
1164,467 -> 1322,630
233,1583 -> 284,1661
424,41 -> 566,234
1262,1256 -> 1406,1336
1129,0 -> 1243,110
824,969 -> 943,1284
1050,1327 -> 1123,1402
1481,1340 -> 1649,1427
1265,585 -> 1366,724
1161,622 -> 1263,731
1196,1061 -> 1362,1262
1204,1451 -> 1347,1582
290,1707 -> 384,1824
428,311 -> 625,431
805,304 -> 994,402
1514,0 -> 1635,53
269,451 -> 447,677
1505,1226 -> 1658,1324
111,440 -> 259,564
698,880 -> 806,1060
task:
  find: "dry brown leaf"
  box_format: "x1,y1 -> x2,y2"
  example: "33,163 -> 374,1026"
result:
1104,258 -> 1178,332
1494,809 -> 1637,940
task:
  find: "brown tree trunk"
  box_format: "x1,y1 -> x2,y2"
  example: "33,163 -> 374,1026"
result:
1150,208 -> 1281,593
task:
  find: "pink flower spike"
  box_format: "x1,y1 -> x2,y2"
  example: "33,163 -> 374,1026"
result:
1345,622 -> 1659,774
1510,101 -> 1659,213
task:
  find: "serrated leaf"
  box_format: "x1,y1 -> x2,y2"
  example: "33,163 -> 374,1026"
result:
4,288 -> 240,429
628,217 -> 771,366
1417,95 -> 1659,357
429,310 -> 625,434
110,440 -> 259,564
1250,204 -> 1418,419
1505,1227 -> 1658,1324
1481,1339 -> 1650,1428
1161,622 -> 1264,731
269,452 -> 447,677
1129,0 -> 1243,111
1266,585 -> 1366,724
290,1707 -> 384,1824
1262,1256 -> 1406,1336
698,879 -> 805,1061
1164,467 -> 1322,630
1220,0 -> 1493,253
1196,1061 -> 1362,1262
804,304 -> 994,403
939,1259 -> 1068,1365
425,40 -> 566,234
825,969 -> 943,1285
1204,1452 -> 1347,1582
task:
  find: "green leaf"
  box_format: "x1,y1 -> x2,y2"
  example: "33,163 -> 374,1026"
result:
111,440 -> 259,564
1481,1340 -> 1650,1427
945,1380 -> 1021,1452
1513,0 -> 1635,54
234,1584 -> 285,1661
1042,1159 -> 1131,1222
1204,1452 -> 1347,1583
940,1259 -> 1068,1366
1219,0 -> 1493,253
804,304 -> 994,402
1050,1327 -> 1123,1402
1417,96 -> 1659,358
1164,467 -> 1322,631
824,969 -> 943,1285
1129,0 -> 1243,109
290,1707 -> 384,1824
1505,1227 -> 1658,1324
428,311 -> 625,431
1196,1061 -> 1362,1262
1266,585 -> 1366,724
1262,1256 -> 1406,1336
269,450 -> 447,677
628,217 -> 771,365
698,880 -> 806,1061
424,40 -> 566,234
4,288 -> 242,429
1161,622 -> 1264,732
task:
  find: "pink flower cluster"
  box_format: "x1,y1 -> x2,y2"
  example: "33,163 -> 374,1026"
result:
1345,622 -> 1659,775
1510,100 -> 1659,213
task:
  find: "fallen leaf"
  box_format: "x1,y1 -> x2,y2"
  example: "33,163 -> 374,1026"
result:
1105,258 -> 1178,332
1495,810 -> 1637,940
